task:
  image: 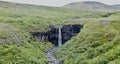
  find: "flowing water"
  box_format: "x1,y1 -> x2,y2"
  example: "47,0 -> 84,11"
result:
46,47 -> 62,64
58,27 -> 62,46
46,26 -> 63,64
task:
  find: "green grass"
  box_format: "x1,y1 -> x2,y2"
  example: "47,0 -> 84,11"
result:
0,42 -> 52,64
0,1 -> 104,64
1,1 -> 120,64
55,12 -> 120,64
0,29 -> 8,39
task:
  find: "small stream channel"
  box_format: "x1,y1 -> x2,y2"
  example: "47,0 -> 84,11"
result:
46,47 -> 62,64
32,24 -> 83,64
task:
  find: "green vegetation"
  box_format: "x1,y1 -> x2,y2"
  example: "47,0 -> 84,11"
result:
0,1 -> 101,32
1,1 -> 120,64
0,1 -> 103,64
0,42 -> 51,64
0,29 -> 8,39
63,1 -> 120,12
55,12 -> 120,64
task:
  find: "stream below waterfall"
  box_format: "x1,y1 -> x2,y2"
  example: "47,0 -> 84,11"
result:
46,47 -> 62,64
46,26 -> 62,64
33,25 -> 83,64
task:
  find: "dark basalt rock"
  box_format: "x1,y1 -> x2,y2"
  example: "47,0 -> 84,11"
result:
32,24 -> 83,46
62,25 -> 83,44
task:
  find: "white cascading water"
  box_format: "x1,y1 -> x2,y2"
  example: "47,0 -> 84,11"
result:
58,27 -> 62,46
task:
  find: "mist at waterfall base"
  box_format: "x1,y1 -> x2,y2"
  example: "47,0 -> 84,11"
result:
32,25 -> 83,46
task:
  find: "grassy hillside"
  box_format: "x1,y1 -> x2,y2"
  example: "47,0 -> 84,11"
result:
63,1 -> 120,12
55,12 -> 120,64
0,1 -> 103,64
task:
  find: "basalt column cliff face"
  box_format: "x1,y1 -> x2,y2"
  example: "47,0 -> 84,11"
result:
33,24 -> 83,46
62,25 -> 83,44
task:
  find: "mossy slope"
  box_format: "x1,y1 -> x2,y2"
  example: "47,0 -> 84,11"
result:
0,1 -> 103,64
56,12 -> 120,64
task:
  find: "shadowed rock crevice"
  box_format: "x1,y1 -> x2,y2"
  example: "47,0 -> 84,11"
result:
33,24 -> 83,46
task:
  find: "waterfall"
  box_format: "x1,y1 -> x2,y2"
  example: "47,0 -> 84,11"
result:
58,26 -> 62,46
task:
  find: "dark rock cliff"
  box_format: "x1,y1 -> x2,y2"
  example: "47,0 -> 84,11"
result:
33,24 -> 83,46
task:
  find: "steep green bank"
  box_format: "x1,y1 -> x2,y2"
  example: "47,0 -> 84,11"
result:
0,42 -> 51,64
55,12 -> 120,64
0,1 -> 103,63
